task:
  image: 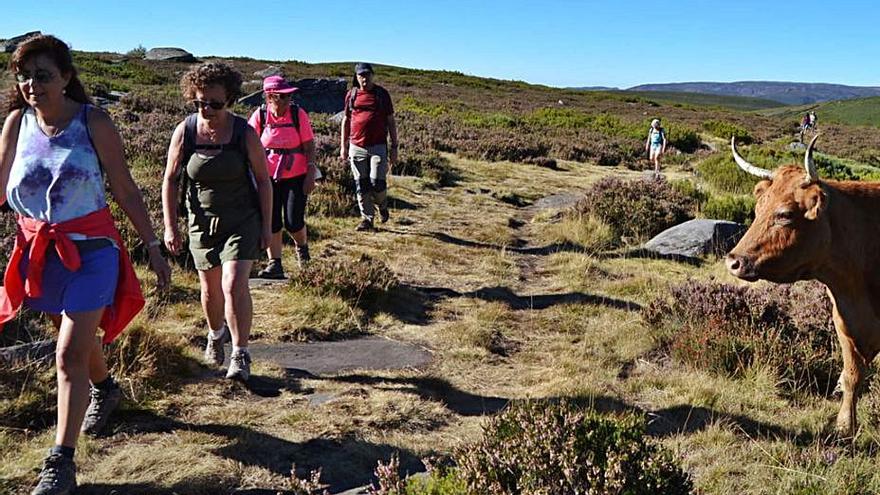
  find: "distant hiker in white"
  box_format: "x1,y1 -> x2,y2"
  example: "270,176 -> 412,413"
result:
645,118 -> 667,175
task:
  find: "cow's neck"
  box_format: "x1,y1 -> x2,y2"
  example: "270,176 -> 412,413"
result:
815,181 -> 880,323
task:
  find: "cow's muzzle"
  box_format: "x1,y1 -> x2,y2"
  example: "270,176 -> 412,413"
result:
725,253 -> 758,281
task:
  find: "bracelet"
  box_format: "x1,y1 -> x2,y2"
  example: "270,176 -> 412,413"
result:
145,239 -> 161,249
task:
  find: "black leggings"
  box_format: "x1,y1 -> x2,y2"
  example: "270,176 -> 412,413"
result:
271,175 -> 307,234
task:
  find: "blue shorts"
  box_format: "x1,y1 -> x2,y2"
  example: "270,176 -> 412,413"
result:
20,242 -> 120,315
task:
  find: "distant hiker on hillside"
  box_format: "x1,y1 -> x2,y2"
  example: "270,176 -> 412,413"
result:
0,34 -> 170,495
248,76 -> 318,279
162,63 -> 272,383
809,111 -> 817,130
644,118 -> 667,174
340,62 -> 398,231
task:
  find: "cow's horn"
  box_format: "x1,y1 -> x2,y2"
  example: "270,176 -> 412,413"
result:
731,137 -> 773,179
804,134 -> 820,183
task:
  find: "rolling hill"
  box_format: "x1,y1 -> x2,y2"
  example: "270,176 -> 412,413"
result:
628,81 -> 880,105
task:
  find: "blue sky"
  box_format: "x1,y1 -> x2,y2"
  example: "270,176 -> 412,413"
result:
3,0 -> 878,88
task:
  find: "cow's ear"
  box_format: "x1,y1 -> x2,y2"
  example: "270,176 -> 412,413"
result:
803,184 -> 826,220
753,180 -> 771,198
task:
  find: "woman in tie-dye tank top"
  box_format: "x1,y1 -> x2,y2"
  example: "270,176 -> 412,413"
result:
0,35 -> 170,494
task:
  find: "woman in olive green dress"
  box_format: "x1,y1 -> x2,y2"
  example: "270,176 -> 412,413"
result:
161,63 -> 272,381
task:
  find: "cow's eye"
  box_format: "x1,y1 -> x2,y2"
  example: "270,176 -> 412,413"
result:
775,209 -> 796,225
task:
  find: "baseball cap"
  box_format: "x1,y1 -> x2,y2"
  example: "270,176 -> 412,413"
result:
355,62 -> 374,75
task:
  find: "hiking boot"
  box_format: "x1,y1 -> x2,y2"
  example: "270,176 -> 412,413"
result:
31,453 -> 76,495
204,324 -> 230,366
81,383 -> 122,436
295,244 -> 311,267
226,349 -> 252,382
355,219 -> 374,232
256,259 -> 285,280
379,206 -> 390,224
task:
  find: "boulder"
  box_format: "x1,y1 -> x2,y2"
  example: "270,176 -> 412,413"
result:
254,65 -> 283,78
144,47 -> 196,63
0,31 -> 41,53
643,219 -> 747,259
789,141 -> 807,151
236,77 -> 348,115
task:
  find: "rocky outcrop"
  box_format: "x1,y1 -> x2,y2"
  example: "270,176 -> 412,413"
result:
254,65 -> 283,78
643,219 -> 747,259
237,78 -> 348,114
144,47 -> 196,63
0,31 -> 41,53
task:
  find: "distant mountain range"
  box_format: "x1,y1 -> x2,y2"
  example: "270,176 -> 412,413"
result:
624,82 -> 880,106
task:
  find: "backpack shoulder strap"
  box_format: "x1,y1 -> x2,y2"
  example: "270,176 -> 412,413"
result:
348,87 -> 358,115
232,115 -> 250,157
290,102 -> 300,131
182,114 -> 199,166
259,104 -> 267,135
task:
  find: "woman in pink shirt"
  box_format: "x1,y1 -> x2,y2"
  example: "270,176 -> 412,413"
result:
248,76 -> 318,278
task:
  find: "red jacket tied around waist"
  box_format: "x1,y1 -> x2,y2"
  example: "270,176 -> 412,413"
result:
0,207 -> 145,343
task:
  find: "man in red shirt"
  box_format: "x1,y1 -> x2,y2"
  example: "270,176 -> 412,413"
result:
340,62 -> 398,231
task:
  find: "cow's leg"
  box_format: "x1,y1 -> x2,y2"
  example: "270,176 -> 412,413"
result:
835,332 -> 864,436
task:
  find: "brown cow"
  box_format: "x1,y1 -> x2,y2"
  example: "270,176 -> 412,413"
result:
726,135 -> 880,437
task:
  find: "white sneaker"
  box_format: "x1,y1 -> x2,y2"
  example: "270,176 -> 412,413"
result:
226,349 -> 251,381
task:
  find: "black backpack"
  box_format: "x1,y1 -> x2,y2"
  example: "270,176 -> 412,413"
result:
177,113 -> 256,217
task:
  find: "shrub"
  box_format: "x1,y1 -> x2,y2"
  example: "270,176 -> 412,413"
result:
575,176 -> 698,244
643,280 -> 839,395
697,153 -> 762,195
472,136 -> 550,163
522,156 -> 558,169
702,120 -> 753,144
290,254 -> 399,311
701,195 -> 756,224
666,124 -> 702,153
395,153 -> 459,187
455,400 -> 693,495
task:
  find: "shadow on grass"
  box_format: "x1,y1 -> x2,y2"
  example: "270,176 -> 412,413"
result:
415,284 -> 642,312
108,409 -> 424,493
311,373 -> 510,416
386,229 -> 707,266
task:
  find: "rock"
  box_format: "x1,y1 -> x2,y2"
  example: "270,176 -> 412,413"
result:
0,339 -> 56,366
144,47 -> 196,63
247,336 -> 433,376
237,78 -> 348,115
329,111 -> 346,125
254,65 -> 283,78
643,219 -> 747,259
789,141 -> 807,151
0,31 -> 41,53
237,89 -> 264,108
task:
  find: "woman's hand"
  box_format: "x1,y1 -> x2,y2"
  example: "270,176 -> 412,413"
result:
164,226 -> 182,256
148,246 -> 172,291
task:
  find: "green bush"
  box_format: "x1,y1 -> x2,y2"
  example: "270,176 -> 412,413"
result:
697,153 -> 763,195
455,400 -> 693,495
702,120 -> 753,144
666,123 -> 702,153
701,195 -> 756,224
525,107 -> 593,129
575,176 -> 698,244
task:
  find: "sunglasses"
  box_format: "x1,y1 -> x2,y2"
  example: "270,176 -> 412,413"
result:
269,92 -> 291,99
14,70 -> 56,85
191,99 -> 226,110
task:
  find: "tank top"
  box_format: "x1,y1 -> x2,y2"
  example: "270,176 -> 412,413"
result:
7,105 -> 108,230
650,128 -> 665,146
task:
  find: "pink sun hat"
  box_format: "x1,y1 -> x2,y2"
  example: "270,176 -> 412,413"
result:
262,75 -> 297,94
